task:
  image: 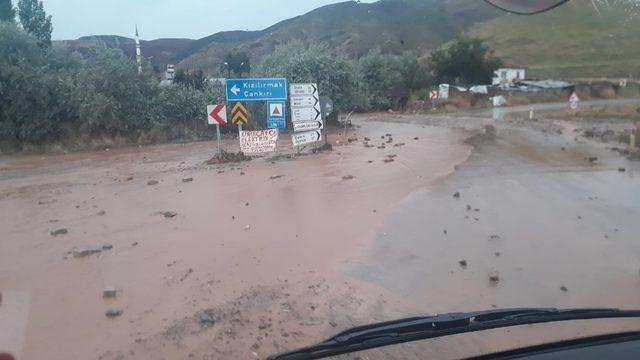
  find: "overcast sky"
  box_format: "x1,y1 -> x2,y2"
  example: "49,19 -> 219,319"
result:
34,0 -> 375,40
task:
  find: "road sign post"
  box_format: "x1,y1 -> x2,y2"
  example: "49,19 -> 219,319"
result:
226,78 -> 288,102
207,104 -> 228,154
231,102 -> 248,125
267,101 -> 286,129
290,83 -> 323,148
292,130 -> 322,147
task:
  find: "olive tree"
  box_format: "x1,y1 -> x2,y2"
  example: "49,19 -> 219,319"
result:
257,41 -> 367,113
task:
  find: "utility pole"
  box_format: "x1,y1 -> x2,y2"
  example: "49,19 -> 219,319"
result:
135,25 -> 142,75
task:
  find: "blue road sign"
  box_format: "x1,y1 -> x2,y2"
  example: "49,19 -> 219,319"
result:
226,78 -> 288,102
267,101 -> 286,129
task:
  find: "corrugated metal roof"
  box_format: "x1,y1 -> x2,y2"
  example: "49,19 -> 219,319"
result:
517,80 -> 574,89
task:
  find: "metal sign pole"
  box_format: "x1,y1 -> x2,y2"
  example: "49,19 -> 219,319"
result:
216,124 -> 222,154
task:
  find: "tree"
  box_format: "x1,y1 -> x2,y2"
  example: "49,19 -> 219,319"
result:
18,0 -> 52,47
174,68 -> 205,90
222,51 -> 251,77
0,0 -> 16,22
428,36 -> 503,85
358,51 -> 428,110
257,41 -> 367,115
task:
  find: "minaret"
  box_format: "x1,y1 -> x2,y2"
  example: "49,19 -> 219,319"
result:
135,25 -> 142,74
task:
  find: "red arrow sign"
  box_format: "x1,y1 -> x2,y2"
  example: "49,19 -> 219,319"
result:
207,104 -> 227,125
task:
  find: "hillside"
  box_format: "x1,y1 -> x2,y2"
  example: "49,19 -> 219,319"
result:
474,1 -> 640,79
54,36 -> 195,69
178,0 -> 501,72
54,0 -> 640,80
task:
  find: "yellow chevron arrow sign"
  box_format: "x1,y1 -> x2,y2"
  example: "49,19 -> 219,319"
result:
231,102 -> 248,125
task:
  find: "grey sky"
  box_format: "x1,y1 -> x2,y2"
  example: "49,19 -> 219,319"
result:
35,0 -> 375,40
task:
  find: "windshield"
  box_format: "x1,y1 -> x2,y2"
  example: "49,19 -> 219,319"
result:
1,1 -> 640,359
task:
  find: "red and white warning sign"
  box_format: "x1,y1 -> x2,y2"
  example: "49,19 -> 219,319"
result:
269,102 -> 284,118
207,104 -> 227,125
429,90 -> 438,101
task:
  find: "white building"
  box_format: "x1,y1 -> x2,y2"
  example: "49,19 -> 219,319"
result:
492,68 -> 526,85
165,64 -> 176,81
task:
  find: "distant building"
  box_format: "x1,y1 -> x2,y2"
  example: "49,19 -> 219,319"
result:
492,68 -> 526,85
208,77 -> 226,85
165,64 -> 176,81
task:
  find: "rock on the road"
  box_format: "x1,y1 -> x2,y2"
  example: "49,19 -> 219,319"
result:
161,211 -> 177,218
50,228 -> 68,236
103,288 -> 117,299
147,180 -> 159,186
489,271 -> 500,285
105,309 -> 123,318
72,246 -> 103,258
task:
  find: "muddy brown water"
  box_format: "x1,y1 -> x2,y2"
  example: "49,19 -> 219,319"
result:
1,114 -> 639,359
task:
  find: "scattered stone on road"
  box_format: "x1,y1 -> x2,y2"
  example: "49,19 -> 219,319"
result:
414,137 -> 419,140
489,235 -> 501,240
132,242 -> 139,247
105,309 -> 123,318
270,175 -> 283,180
618,167 -> 626,172
364,137 -> 371,142
466,204 -> 472,211
342,175 -> 355,181
147,180 -> 159,186
495,252 -> 501,257
180,268 -> 194,282
560,286 -> 568,292
244,225 -> 251,231
459,260 -> 467,269
453,192 -> 460,199
245,202 -> 250,207
182,177 -> 194,183
102,244 -> 113,250
103,288 -> 117,299
489,271 -> 500,285
198,309 -> 216,325
368,160 -> 373,163
50,228 -> 68,236
240,172 -> 245,175
162,211 -> 177,218
96,210 -> 106,216
72,246 -> 103,258
587,156 -> 598,163
394,143 -> 406,147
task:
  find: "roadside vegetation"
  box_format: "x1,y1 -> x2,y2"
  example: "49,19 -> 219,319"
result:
0,1 -> 503,152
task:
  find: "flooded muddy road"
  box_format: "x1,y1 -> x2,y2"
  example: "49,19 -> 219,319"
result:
1,110 -> 640,359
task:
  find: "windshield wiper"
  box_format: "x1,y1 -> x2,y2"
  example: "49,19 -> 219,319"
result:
269,308 -> 640,360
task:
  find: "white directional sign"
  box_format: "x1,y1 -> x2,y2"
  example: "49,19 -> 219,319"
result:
291,95 -> 320,108
292,106 -> 322,123
290,83 -> 318,96
292,130 -> 322,147
293,121 -> 324,132
290,83 -> 323,134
